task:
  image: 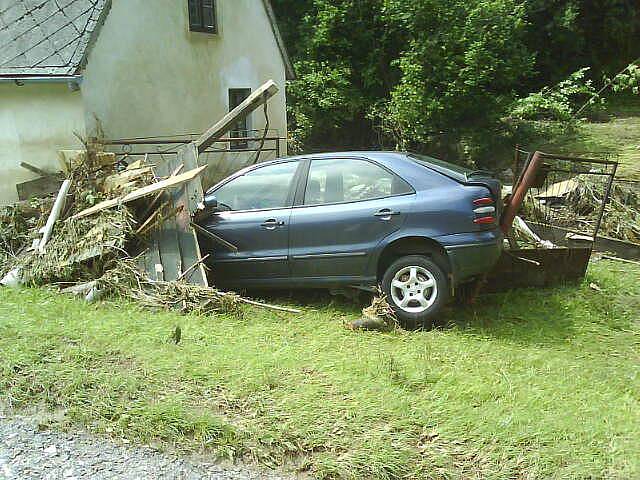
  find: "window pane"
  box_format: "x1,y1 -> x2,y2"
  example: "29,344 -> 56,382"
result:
304,159 -> 412,205
214,162 -> 299,211
202,0 -> 216,30
188,0 -> 202,29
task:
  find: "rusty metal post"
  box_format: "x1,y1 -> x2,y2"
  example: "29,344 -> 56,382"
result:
592,162 -> 618,246
500,151 -> 544,234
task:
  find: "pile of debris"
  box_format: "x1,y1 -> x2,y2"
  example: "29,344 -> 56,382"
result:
0,80 -> 298,316
522,175 -> 640,244
1,146 -> 247,315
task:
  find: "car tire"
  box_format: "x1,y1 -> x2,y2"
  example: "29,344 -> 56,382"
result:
381,255 -> 449,329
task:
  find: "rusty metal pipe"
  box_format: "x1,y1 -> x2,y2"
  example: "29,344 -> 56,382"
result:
500,150 -> 544,234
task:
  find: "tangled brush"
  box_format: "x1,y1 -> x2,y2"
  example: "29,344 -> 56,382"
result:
18,207 -> 136,286
97,258 -> 243,317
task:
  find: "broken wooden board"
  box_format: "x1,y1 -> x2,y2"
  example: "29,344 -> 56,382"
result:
195,79 -> 279,153
71,165 -> 207,220
17,176 -> 64,201
102,167 -> 153,194
146,143 -> 208,287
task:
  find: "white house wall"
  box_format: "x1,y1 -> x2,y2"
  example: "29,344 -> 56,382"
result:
81,0 -> 289,187
0,83 -> 85,204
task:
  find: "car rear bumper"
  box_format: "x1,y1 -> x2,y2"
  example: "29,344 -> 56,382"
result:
436,230 -> 503,284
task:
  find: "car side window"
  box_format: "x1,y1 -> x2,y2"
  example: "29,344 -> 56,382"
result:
214,161 -> 299,211
304,158 -> 412,206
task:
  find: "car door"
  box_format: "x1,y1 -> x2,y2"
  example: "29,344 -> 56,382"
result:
198,160 -> 302,283
289,157 -> 416,281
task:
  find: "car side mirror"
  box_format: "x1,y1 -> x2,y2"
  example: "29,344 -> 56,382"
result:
202,193 -> 218,211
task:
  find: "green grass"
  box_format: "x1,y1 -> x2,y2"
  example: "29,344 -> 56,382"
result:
1,261 -> 639,479
538,97 -> 640,179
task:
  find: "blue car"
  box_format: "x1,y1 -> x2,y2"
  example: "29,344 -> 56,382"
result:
196,152 -> 503,325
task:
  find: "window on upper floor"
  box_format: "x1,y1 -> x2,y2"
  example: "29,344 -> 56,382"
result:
188,0 -> 217,34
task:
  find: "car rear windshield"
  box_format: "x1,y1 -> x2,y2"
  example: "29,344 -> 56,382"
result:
409,153 -> 480,183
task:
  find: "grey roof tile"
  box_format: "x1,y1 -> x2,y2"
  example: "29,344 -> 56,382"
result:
0,0 -> 109,77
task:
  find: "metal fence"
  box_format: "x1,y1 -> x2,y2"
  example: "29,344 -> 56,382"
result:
513,148 -> 619,246
102,129 -> 286,190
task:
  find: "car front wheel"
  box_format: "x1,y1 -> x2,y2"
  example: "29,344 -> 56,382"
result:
381,255 -> 449,328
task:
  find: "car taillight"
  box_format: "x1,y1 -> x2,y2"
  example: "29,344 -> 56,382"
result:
473,197 -> 494,206
473,216 -> 496,225
473,196 -> 496,225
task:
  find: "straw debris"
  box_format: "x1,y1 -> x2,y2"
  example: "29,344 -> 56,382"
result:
1,143 -> 296,317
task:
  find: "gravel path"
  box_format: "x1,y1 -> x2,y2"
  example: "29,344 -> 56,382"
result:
0,414 -> 293,480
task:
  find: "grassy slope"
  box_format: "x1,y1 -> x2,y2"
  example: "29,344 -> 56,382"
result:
538,97 -> 640,179
1,261 -> 639,479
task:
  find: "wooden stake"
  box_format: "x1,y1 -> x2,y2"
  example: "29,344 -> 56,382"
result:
177,254 -> 211,282
602,255 -> 640,266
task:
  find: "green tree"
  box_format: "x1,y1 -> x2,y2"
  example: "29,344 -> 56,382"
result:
271,0 -> 640,167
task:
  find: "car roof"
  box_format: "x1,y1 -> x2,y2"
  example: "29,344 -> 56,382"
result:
206,151 -> 458,195
261,151 -> 410,166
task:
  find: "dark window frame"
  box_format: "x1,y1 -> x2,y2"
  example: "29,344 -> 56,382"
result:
228,88 -> 252,150
188,0 -> 217,34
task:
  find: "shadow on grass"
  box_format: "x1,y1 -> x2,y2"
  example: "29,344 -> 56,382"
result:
441,286 -> 581,346
244,284 -> 588,347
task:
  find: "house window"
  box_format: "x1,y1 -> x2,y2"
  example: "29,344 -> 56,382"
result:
229,88 -> 252,150
188,0 -> 217,33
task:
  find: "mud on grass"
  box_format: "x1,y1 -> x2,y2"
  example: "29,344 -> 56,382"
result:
0,261 -> 639,479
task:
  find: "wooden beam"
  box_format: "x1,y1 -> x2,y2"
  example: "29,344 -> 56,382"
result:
71,165 -> 207,219
195,79 -> 279,153
20,162 -> 57,177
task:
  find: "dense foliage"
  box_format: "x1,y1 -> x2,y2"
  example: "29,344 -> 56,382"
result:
271,0 -> 640,168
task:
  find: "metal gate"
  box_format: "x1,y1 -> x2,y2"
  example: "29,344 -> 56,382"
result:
512,148 -> 618,249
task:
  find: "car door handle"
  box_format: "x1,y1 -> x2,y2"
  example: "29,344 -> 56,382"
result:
374,209 -> 401,219
261,219 -> 285,230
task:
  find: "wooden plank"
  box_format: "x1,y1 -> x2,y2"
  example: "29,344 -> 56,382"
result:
153,156 -> 182,283
16,176 -> 63,201
195,79 -> 279,153
170,143 -> 208,286
20,162 -> 57,177
103,167 -> 153,193
71,165 -> 207,219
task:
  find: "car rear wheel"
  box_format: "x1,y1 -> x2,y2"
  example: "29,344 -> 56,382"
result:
381,255 -> 449,328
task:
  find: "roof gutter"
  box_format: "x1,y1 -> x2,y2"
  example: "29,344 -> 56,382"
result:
0,75 -> 82,84
0,75 -> 83,90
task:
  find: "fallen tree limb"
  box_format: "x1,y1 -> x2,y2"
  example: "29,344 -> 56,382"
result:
233,296 -> 302,314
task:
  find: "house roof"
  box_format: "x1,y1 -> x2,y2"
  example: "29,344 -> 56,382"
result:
0,0 -> 294,80
0,0 -> 109,78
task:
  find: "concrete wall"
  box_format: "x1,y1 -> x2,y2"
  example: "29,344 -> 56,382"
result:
81,0 -> 289,188
0,83 -> 85,204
